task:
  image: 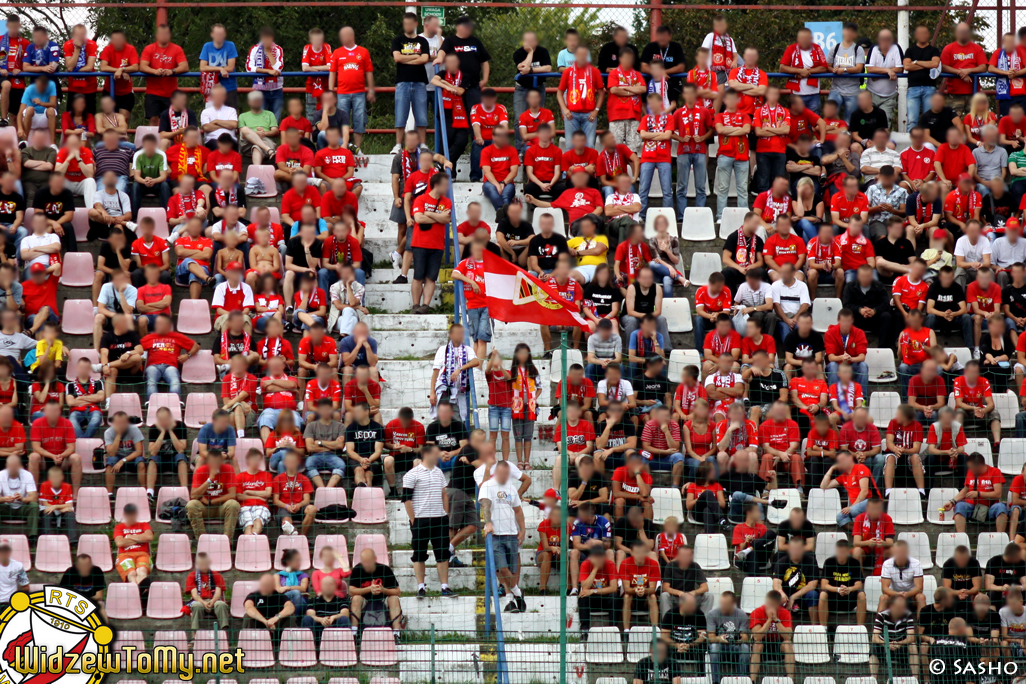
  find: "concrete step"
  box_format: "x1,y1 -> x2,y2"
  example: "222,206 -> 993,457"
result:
379,359 -> 552,408
364,283 -> 444,314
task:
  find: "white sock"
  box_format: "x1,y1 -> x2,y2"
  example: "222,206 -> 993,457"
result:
418,583 -> 425,591
512,585 -> 522,598
449,543 -> 455,554
441,583 -> 449,590
237,429 -> 245,438
147,488 -> 154,497
885,488 -> 893,497
738,547 -> 753,558
918,488 -> 926,496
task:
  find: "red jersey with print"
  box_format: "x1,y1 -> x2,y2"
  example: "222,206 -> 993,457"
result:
257,337 -> 295,364
758,419 -> 800,452
192,464 -> 236,499
657,532 -> 686,559
281,187 -> 322,221
277,144 -> 316,172
63,40 -> 99,93
898,327 -> 932,365
166,145 -> 207,182
411,193 -> 452,251
273,471 -> 314,506
305,378 -> 342,405
343,378 -> 381,407
611,466 -> 653,495
481,145 -> 519,181
469,104 -> 509,142
926,423 -> 966,453
131,237 -> 170,268
900,146 -> 935,181
620,556 -> 661,588
830,192 -> 870,222
175,235 -> 213,269
790,377 -> 828,415
953,375 -> 993,408
835,463 -> 880,500
544,275 -> 582,306
753,191 -> 792,224
114,522 -> 152,554
807,427 -> 840,452
454,257 -> 487,309
968,281 -> 1002,313
329,45 -> 373,94
827,383 -> 864,411
886,419 -> 924,450
524,143 -> 561,183
638,114 -> 673,164
385,419 -> 425,456
579,558 -> 619,590
892,275 -> 929,311
703,331 -> 742,357
727,66 -> 766,115
298,336 -> 337,365
695,285 -> 732,314
606,67 -> 645,121
237,470 -> 273,508
206,149 -> 242,176
732,522 -> 768,551
687,67 -> 718,109
517,108 -> 555,136
551,187 -> 603,224
716,111 -> 750,159
562,147 -> 599,174
806,236 -> 837,266
30,417 -> 75,456
302,43 -> 333,98
39,481 -> 73,506
554,419 -> 596,453
965,466 -> 1006,507
833,232 -> 875,271
823,117 -> 848,142
1000,115 -> 1026,141
559,64 -> 604,113
140,42 -> 188,98
853,511 -> 894,573
754,104 -> 792,154
261,374 -> 298,410
943,187 -> 981,222
56,147 -> 94,183
615,241 -> 653,284
280,116 -> 313,135
763,232 -> 806,266
0,421 -> 25,451
554,378 -> 596,408
941,41 -> 987,95
714,419 -> 758,454
99,43 -> 140,96
293,287 -> 327,311
673,105 -> 715,155
788,109 -> 822,143
221,373 -> 259,408
839,423 -> 879,454
741,334 -> 776,359
314,147 -> 356,180
141,332 -> 194,367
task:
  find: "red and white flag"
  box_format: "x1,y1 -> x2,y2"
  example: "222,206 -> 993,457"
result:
480,251 -> 590,330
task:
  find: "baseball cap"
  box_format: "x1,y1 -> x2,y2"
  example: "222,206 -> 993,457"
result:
1009,218 -> 1022,231
543,488 -> 561,499
29,263 -> 46,274
957,172 -> 972,182
226,261 -> 244,271
932,228 -> 947,239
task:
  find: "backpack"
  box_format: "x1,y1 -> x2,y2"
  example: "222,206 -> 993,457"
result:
315,504 -> 356,522
158,497 -> 190,532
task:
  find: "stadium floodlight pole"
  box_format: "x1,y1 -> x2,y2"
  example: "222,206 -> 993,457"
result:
559,330 -> 569,684
897,0 -> 910,132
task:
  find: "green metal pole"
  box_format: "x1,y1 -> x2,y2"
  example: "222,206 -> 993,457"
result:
559,331 -> 569,684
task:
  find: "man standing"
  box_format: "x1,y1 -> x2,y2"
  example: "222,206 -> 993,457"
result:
779,28 -> 828,114
392,13 -> 430,150
328,27 -> 375,154
941,22 -> 988,115
865,30 -> 903,126
714,89 -> 751,222
402,443 -> 453,598
904,25 -> 942,127
674,82 -> 714,214
557,46 -> 604,150
140,25 -> 189,127
435,17 -> 490,119
827,23 -> 866,122
480,460 -> 526,613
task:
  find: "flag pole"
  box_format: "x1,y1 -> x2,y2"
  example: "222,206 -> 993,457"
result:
559,330 -> 569,684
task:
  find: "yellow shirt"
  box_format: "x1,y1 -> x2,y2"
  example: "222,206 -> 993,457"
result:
30,339 -> 64,371
921,249 -> 952,273
568,235 -> 609,267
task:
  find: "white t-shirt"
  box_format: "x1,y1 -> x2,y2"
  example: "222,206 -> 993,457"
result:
432,343 -> 477,394
597,378 -> 634,402
795,48 -> 819,95
605,192 -> 641,221
211,219 -> 249,238
95,189 -> 132,218
478,477 -> 522,536
0,469 -> 36,510
867,44 -> 903,97
769,279 -> 811,317
421,32 -> 443,90
20,233 -> 60,269
880,556 -> 924,593
954,235 -> 993,264
0,559 -> 27,602
700,32 -> 738,71
200,105 -> 239,143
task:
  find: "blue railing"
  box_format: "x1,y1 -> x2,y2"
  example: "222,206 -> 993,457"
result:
483,533 -> 510,684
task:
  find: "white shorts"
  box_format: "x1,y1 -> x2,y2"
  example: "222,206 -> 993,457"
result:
239,506 -> 271,528
29,111 -> 52,130
573,264 -> 598,283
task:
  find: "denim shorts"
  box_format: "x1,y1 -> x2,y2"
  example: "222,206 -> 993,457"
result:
467,306 -> 492,342
338,92 -> 367,134
512,419 -> 534,443
489,406 -> 513,433
395,81 -> 428,129
492,535 -> 520,572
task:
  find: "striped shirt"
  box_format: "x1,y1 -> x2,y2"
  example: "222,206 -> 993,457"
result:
873,608 -> 916,639
93,144 -> 134,178
641,420 -> 681,451
401,464 -> 448,518
587,333 -> 622,360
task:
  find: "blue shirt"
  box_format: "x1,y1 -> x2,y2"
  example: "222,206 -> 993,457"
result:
628,330 -> 664,357
21,81 -> 57,114
572,515 -> 611,543
199,41 -> 239,91
289,218 -> 328,238
22,41 -> 60,69
337,335 -> 377,367
197,423 -> 237,453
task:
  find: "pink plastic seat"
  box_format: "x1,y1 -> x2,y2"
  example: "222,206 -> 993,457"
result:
288,678 -> 319,684
319,628 -> 358,667
177,299 -> 213,335
351,487 -> 386,524
137,207 -> 169,239
238,629 -> 276,667
72,208 -> 90,242
146,393 -> 182,426
154,487 -> 189,523
313,535 -> 349,570
113,631 -> 146,665
114,487 -> 151,522
152,631 -> 189,652
107,393 -> 143,422
235,439 -> 265,471
0,535 -> 30,570
230,581 -> 259,618
66,350 -> 101,381
246,165 -> 279,198
352,534 -> 388,565
133,126 -> 159,148
314,488 -> 349,523
75,438 -> 104,474
146,581 -> 184,619
274,535 -> 311,570
155,534 -> 193,572
193,630 -> 230,658
182,351 -> 217,384
184,392 -> 219,428
60,252 -> 95,287
77,534 -> 113,571
196,534 -> 233,572
107,582 -> 143,619
328,679 -> 361,684
279,628 -> 317,667
360,628 -> 398,666
250,206 -> 281,225
62,300 -> 95,335
35,535 -> 71,573
75,487 -> 112,524
235,534 -> 272,572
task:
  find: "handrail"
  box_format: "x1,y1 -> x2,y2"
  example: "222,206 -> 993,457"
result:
484,533 -> 510,684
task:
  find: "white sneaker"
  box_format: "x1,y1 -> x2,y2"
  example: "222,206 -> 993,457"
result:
973,347 -> 981,360
91,364 -> 103,373
390,144 -> 402,154
125,221 -> 138,232
390,250 -> 402,270
281,520 -> 296,536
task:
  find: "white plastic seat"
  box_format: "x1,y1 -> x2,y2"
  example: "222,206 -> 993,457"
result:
740,577 -> 773,613
945,347 -> 972,368
995,391 -> 1018,429
663,298 -> 693,333
866,348 -> 898,383
702,577 -> 734,613
681,207 -> 715,241
60,252 -> 95,287
548,348 -> 584,384
845,679 -> 877,684
767,489 -> 801,525
585,627 -> 623,664
977,532 -> 1010,567
532,208 -> 565,236
651,488 -> 684,525
927,488 -> 959,525
1000,439 -> 1026,475
134,126 -> 159,147
811,298 -> 842,333
668,349 -> 703,378
794,626 -> 830,664
692,534 -> 729,570
863,577 -> 882,611
965,438 -> 994,466
887,488 -> 924,524
688,252 -> 721,285
897,532 -> 932,570
868,392 -> 901,429
834,625 -> 870,663
935,532 -> 970,567
626,626 -> 654,663
645,207 -> 678,240
807,489 -> 842,525
815,532 -> 847,568
718,208 -> 747,239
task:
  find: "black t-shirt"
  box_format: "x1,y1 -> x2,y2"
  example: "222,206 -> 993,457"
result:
348,562 -> 399,592
773,552 -> 819,598
634,657 -> 680,684
148,423 -> 188,459
99,239 -> 134,270
636,374 -> 669,404
919,106 -> 959,143
722,230 -> 765,266
613,516 -> 657,546
512,45 -> 553,88
320,108 -> 350,131
101,330 -> 142,365
821,556 -> 863,589
941,557 -> 982,598
439,35 -> 491,87
786,148 -> 818,185
984,192 -> 1017,228
872,237 -> 916,282
211,332 -> 251,359
425,419 -> 468,451
596,418 -> 636,451
660,610 -> 705,647
527,232 -> 569,272
1004,284 -> 1026,318
32,188 -> 76,222
919,604 -> 955,637
59,566 -> 106,597
246,590 -> 290,618
848,107 -> 889,142
567,472 -> 610,507
286,235 -> 323,270
905,44 -> 941,87
583,282 -> 622,317
0,191 -> 25,225
747,368 -> 788,406
777,518 -> 816,544
968,608 -> 1002,638
926,281 -> 965,313
720,470 -> 767,498
343,420 -> 384,459
496,218 -> 534,243
309,594 -> 349,617
598,41 -> 639,72
449,445 -> 478,495
392,34 -> 431,84
664,561 -> 708,594
986,554 -> 1026,603
158,107 -> 198,133
783,330 -> 825,362
640,41 -> 686,72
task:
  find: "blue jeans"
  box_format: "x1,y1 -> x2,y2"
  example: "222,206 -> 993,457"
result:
395,82 -> 428,129
466,306 -> 492,343
648,261 -> 675,297
284,588 -> 305,615
694,315 -> 712,353
0,224 -> 27,258
924,313 -> 975,349
257,408 -> 303,432
837,497 -> 869,526
482,181 -> 516,210
470,141 -> 490,182
800,93 -> 821,114
638,162 -> 672,221
306,452 -> 347,480
262,89 -> 284,121
175,258 -> 209,285
648,452 -> 684,472
754,152 -> 786,195
564,111 -> 598,149
317,267 -> 364,296
338,93 -> 367,134
898,362 -> 921,402
715,156 -> 749,222
826,361 -> 869,392
145,364 -> 180,400
828,91 -> 861,123
710,642 -> 750,684
954,501 -> 1009,521
728,491 -> 763,522
684,454 -> 717,480
1016,411 -> 1026,438
69,410 -> 103,439
906,86 -> 937,128
796,218 -> 819,242
489,406 -> 513,433
676,152 -> 708,215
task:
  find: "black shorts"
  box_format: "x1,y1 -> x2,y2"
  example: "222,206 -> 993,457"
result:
825,590 -> 862,613
872,644 -> 910,663
114,93 -> 136,114
412,247 -> 442,282
6,87 -> 23,111
411,515 -> 451,564
144,94 -> 172,120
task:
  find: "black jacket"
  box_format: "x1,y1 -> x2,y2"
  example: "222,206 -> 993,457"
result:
842,279 -> 890,315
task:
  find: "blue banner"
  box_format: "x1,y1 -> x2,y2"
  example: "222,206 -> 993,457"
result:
805,21 -> 844,53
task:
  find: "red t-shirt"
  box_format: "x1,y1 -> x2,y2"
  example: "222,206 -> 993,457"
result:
674,105 -> 715,155
941,41 -> 987,95
965,466 -> 1006,507
298,336 -> 337,365
900,146 -> 936,181
454,257 -> 487,309
469,104 -> 509,141
753,191 -> 792,224
830,192 -> 870,223
320,190 -> 360,219
596,145 -> 634,178
175,235 -> 213,268
191,464 -> 236,499
614,241 -> 653,284
314,147 -> 356,180
221,373 -> 259,408
763,232 -> 807,266
30,417 -> 75,456
411,193 -> 452,251
790,377 -> 828,411
551,187 -> 604,224
935,143 -> 975,181
953,375 -> 993,408
754,104 -> 791,154
293,287 -> 328,311
114,522 -> 152,554
694,285 -> 733,314
741,334 -> 776,359
749,605 -> 793,639
579,559 -> 618,590
273,472 -> 314,506
236,470 -> 273,508
833,232 -> 875,271
562,147 -> 599,174
140,42 -> 188,98
98,43 -> 140,96
638,114 -> 673,164
835,463 -> 879,501
517,108 -> 555,135
137,284 -> 172,316
21,277 -> 58,319
523,143 -> 561,183
886,419 -> 924,450
29,381 -> 64,417
131,237 -> 170,268
56,147 -> 94,183
839,424 -> 879,455
1000,115 -> 1026,141
140,332 -> 194,367
39,481 -> 73,506
206,149 -> 242,176
807,427 -> 840,452
732,522 -> 769,550
185,569 -> 227,599
554,419 -> 596,453
968,281 -> 1002,313
927,424 -> 967,452
716,111 -> 751,159
329,45 -> 373,95
727,67 -> 767,115
481,144 -> 519,181
611,466 -> 653,495
276,144 -> 316,172
758,419 -> 800,451
302,43 -> 333,98
558,65 -> 604,113
788,108 -> 822,142
265,429 -> 304,453
304,378 -> 341,405
898,327 -> 933,365
384,419 -> 425,456
63,40 -> 99,93
606,67 -> 644,121
279,117 -> 314,135
0,421 -> 25,451
892,275 -> 929,311
343,378 -> 381,407
619,556 -> 661,587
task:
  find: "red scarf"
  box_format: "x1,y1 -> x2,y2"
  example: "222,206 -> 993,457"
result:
168,106 -> 188,132
511,366 -> 537,421
622,242 -> 645,280
710,32 -> 733,72
679,383 -> 701,413
688,67 -> 715,108
178,190 -> 198,218
263,336 -> 283,359
785,43 -> 828,91
214,186 -> 238,208
710,334 -> 733,356
600,147 -> 625,177
735,230 -> 752,267
735,66 -> 762,86
950,187 -> 980,220
226,372 -> 249,399
612,67 -> 643,117
400,148 -> 417,182
221,330 -> 251,359
443,71 -> 469,129
566,63 -> 596,109
915,193 -> 936,223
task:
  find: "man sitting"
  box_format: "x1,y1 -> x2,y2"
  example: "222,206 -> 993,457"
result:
870,595 -> 920,681
114,503 -> 153,586
819,538 -> 867,626
186,551 -> 231,630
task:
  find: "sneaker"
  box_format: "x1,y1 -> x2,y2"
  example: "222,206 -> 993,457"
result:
503,599 -> 523,613
125,221 -> 138,233
441,587 -> 456,598
517,596 -> 527,612
393,632 -> 402,646
390,144 -> 402,154
417,587 -> 427,599
450,556 -> 467,568
393,274 -> 409,284
0,119 -> 8,128
878,371 -> 896,381
733,547 -> 752,569
91,363 -> 103,373
18,141 -> 26,149
390,250 -> 402,270
567,587 -> 578,597
973,347 -> 981,360
281,520 -> 296,536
